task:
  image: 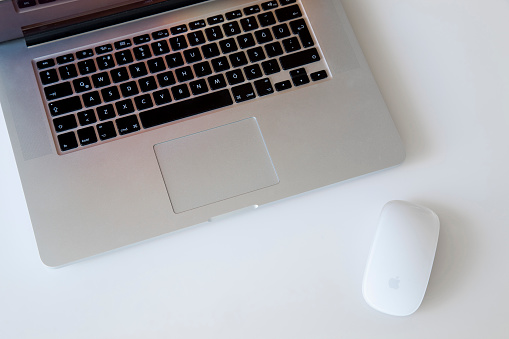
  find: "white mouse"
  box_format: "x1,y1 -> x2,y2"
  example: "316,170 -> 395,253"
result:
362,200 -> 440,316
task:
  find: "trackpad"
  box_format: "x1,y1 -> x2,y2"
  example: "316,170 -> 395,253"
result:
154,118 -> 279,213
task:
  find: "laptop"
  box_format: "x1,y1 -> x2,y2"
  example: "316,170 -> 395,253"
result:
0,0 -> 405,266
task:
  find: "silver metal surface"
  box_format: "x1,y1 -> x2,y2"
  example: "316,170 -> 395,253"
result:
155,117 -> 279,213
0,0 -> 405,266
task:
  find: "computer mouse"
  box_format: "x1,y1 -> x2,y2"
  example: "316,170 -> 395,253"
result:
362,200 -> 440,316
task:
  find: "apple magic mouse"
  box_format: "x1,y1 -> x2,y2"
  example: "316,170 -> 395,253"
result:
362,200 -> 440,316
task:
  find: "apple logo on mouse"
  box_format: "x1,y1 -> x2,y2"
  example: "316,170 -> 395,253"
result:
389,277 -> 400,290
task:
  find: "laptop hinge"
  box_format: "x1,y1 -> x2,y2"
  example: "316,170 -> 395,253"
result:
23,0 -> 209,47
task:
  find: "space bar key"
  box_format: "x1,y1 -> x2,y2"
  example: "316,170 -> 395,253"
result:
139,89 -> 234,129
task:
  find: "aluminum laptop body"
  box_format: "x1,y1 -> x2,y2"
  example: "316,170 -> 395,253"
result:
0,0 -> 405,266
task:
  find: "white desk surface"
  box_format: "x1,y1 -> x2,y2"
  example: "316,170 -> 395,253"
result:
2,0 -> 509,338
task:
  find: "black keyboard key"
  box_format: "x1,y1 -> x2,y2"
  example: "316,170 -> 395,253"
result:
120,81 -> 140,97
229,51 -> 248,67
138,76 -> 158,92
282,36 -> 301,52
77,127 -> 98,146
240,17 -> 259,32
153,89 -> 172,105
58,64 -> 78,80
175,66 -> 194,82
114,39 -> 132,50
134,94 -> 154,110
211,56 -> 230,72
110,67 -> 130,83
133,34 -> 151,45
49,96 -> 82,116
237,33 -> 256,49
166,53 -> 185,68
147,57 -> 167,73
189,19 -> 206,30
290,68 -> 309,86
44,82 -> 73,101
272,23 -> 291,39
298,28 -> 315,48
244,5 -> 260,15
133,45 -> 152,60
183,47 -> 203,63
56,54 -> 75,65
53,114 -> 78,133
115,50 -> 134,65
91,72 -> 111,88
37,59 -> 55,69
18,0 -> 36,9
290,19 -> 314,47
76,49 -> 94,59
255,28 -> 274,44
57,131 -> 78,151
275,4 -> 302,22
265,41 -> 284,57
280,0 -> 296,5
129,62 -> 148,78
275,80 -> 292,91
115,99 -> 135,116
95,44 -> 113,54
226,69 -> 245,86
96,104 -> 116,121
169,36 -> 188,51
73,77 -> 93,93
77,60 -> 97,75
226,10 -> 243,20
40,69 -> 59,85
201,43 -> 220,58
77,109 -> 97,126
231,83 -> 256,103
151,40 -> 170,55
244,64 -> 263,80
193,61 -> 213,77
82,91 -> 102,107
152,29 -> 170,39
207,15 -> 224,25
223,22 -> 242,37
205,26 -> 223,41
96,121 -> 117,140
189,79 -> 209,95
171,84 -> 191,100
261,59 -> 281,75
279,48 -> 320,70
254,78 -> 274,96
101,86 -> 121,102
116,115 -> 141,135
139,89 -> 233,129
311,70 -> 328,81
258,12 -> 276,27
187,31 -> 206,46
170,25 -> 188,35
219,38 -> 238,54
289,18 -> 307,34
157,71 -> 176,87
262,1 -> 279,10
208,74 -> 227,90
247,47 -> 266,62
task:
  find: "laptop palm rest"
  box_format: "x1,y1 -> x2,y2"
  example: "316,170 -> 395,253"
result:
154,117 -> 279,214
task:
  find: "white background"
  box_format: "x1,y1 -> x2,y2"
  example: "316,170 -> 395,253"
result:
2,0 -> 509,338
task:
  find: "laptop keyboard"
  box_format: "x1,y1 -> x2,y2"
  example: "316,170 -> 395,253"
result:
34,0 -> 330,154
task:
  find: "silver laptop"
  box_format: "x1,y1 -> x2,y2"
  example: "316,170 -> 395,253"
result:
0,0 -> 405,266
